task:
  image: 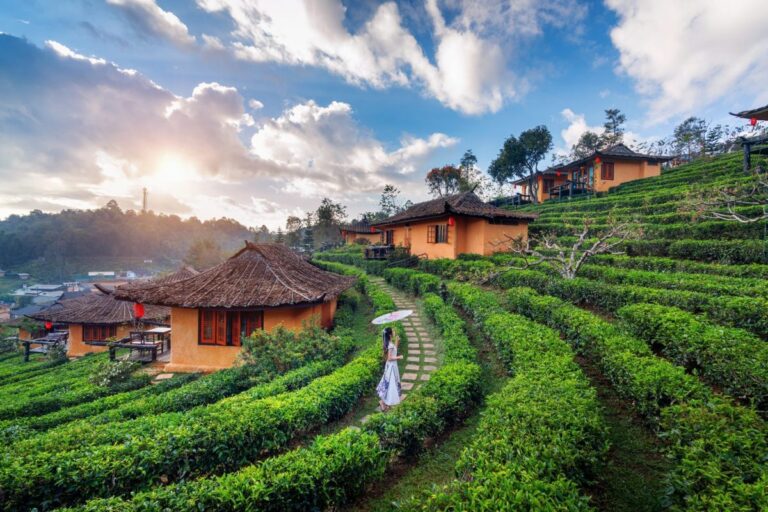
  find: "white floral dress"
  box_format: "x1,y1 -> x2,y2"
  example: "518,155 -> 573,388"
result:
376,341 -> 401,406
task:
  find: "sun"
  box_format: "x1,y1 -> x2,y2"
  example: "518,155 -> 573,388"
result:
151,153 -> 194,189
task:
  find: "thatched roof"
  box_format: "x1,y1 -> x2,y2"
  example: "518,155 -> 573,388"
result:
113,242 -> 356,309
372,191 -> 537,227
731,104 -> 768,121
28,292 -> 169,325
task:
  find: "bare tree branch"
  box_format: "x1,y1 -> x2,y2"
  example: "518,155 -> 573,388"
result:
685,166 -> 768,224
484,216 -> 643,281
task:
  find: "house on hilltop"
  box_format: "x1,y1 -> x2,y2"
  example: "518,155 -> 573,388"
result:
371,191 -> 537,260
514,143 -> 673,203
114,242 -> 356,372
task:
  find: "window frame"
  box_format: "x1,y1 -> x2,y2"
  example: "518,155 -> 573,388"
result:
601,161 -> 615,180
199,309 -> 264,346
82,324 -> 117,342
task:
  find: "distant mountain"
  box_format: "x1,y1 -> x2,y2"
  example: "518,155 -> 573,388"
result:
0,204 -> 255,281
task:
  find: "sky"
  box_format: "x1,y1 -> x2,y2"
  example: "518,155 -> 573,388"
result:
1,0 -> 767,230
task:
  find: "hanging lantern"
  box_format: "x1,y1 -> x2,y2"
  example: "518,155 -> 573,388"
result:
751,117 -> 758,126
134,302 -> 145,319
556,171 -> 561,177
447,216 -> 455,226
594,156 -> 601,164
44,321 -> 52,330
370,226 -> 375,233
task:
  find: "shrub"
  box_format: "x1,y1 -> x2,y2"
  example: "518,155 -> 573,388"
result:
88,359 -> 142,388
618,303 -> 768,410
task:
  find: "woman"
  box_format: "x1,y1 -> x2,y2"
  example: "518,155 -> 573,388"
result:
381,327 -> 393,359
377,328 -> 402,411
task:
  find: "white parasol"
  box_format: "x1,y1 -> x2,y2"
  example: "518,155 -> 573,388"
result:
371,309 -> 413,325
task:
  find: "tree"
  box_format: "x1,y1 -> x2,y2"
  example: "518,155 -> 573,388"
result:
184,238 -> 224,270
458,149 -> 490,196
488,125 -> 553,204
600,108 -> 626,147
253,225 -> 271,243
302,212 -> 314,250
571,131 -> 602,159
674,117 -> 707,159
490,215 -> 642,279
285,216 -> 302,248
314,198 -> 347,247
379,185 -> 409,217
425,165 -> 462,197
274,227 -> 285,244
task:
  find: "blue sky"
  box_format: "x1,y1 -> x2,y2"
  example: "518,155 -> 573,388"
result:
1,0 -> 766,229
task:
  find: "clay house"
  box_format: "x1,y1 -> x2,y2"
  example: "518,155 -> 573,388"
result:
340,221 -> 381,245
28,291 -> 169,357
114,242 -> 356,373
371,191 -> 537,260
514,143 -> 673,203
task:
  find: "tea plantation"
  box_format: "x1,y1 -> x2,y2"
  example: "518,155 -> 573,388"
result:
0,152 -> 766,511
314,152 -> 768,511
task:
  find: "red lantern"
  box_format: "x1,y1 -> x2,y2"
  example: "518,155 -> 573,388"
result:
594,156 -> 601,164
751,117 -> 758,126
370,226 -> 375,233
556,171 -> 561,177
45,321 -> 52,330
447,216 -> 455,226
134,303 -> 145,319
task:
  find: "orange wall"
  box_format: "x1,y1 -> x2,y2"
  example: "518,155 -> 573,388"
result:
165,299 -> 338,373
66,323 -> 136,357
386,216 -> 529,259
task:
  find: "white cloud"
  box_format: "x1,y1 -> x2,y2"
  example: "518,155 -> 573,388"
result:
107,0 -> 196,47
607,0 -> 768,122
0,35 -> 456,228
201,33 -> 225,51
560,108 -> 603,152
250,99 -> 458,197
248,99 -> 264,110
195,0 -> 575,115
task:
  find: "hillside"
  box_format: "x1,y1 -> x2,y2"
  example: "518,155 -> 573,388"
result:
0,154 -> 765,511
310,153 -> 768,510
0,205 -> 256,281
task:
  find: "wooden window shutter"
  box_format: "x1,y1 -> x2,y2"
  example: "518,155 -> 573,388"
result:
215,311 -> 227,345
427,225 -> 436,243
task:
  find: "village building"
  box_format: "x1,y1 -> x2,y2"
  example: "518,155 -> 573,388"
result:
28,291 -> 169,357
514,143 -> 673,203
114,243 -> 356,373
340,221 -> 381,245
371,191 -> 537,260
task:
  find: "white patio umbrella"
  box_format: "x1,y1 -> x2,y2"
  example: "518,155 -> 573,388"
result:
371,310 -> 413,325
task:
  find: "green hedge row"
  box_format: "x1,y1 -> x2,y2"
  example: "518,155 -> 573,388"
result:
67,272 -> 483,512
579,264 -> 768,299
0,347 -> 381,510
494,269 -> 768,339
0,372 -> 200,442
0,355 -> 67,386
404,281 -> 605,510
502,286 -> 768,509
530,219 -> 764,241
8,359 -> 342,457
668,239 -> 768,264
0,354 -> 150,420
591,254 -> 768,279
69,359 -> 484,512
618,304 -> 768,411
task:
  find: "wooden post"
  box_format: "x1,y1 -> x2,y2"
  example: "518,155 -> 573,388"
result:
23,341 -> 30,362
109,346 -> 116,361
744,141 -> 752,172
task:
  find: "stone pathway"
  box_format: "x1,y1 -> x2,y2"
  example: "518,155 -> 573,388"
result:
360,277 -> 442,424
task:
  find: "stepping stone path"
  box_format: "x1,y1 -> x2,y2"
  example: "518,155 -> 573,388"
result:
358,276 -> 444,425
